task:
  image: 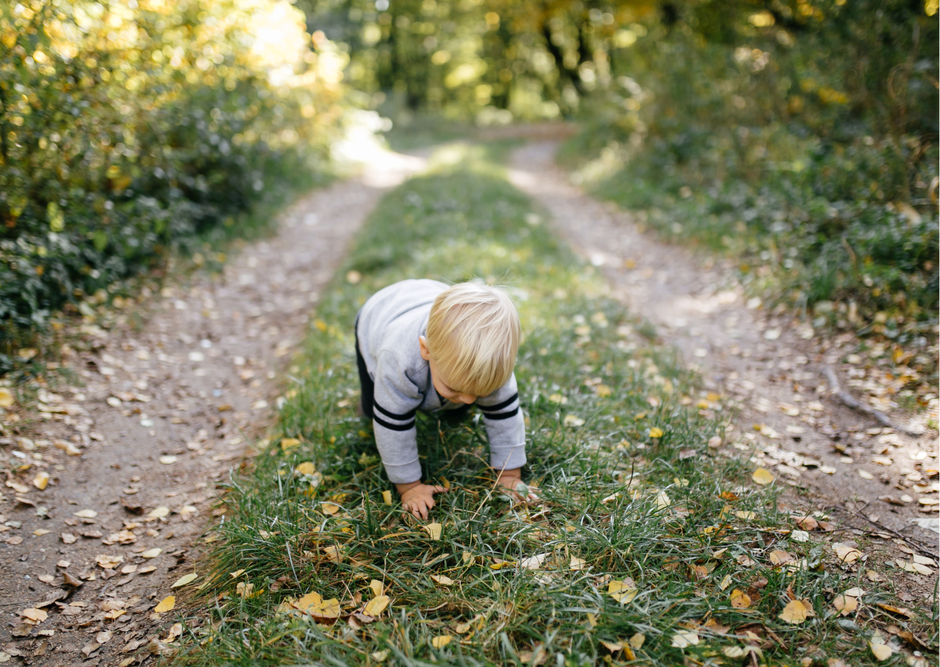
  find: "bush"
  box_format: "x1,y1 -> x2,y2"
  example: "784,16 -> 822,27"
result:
0,0 -> 347,372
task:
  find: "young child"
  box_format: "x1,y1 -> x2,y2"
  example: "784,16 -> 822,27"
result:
355,279 -> 533,519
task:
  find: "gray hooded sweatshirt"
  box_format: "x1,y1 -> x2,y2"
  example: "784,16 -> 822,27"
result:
356,279 -> 526,484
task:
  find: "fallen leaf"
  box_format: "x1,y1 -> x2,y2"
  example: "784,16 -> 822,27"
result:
779,599 -> 809,624
32,472 -> 49,491
719,574 -> 732,591
323,546 -> 342,562
629,633 -> 645,649
563,415 -> 584,427
424,522 -> 442,541
0,388 -> 14,407
371,650 -> 390,662
671,630 -> 699,648
875,603 -> 912,618
769,550 -> 794,566
833,594 -> 858,616
159,455 -> 177,465
140,548 -> 162,559
869,640 -> 892,661
280,438 -> 301,452
832,543 -> 861,563
172,573 -> 198,588
730,589 -> 752,608
95,555 -> 123,569
21,608 -> 47,624
431,574 -> 455,586
752,468 -> 775,485
369,580 -> 384,597
570,557 -> 586,571
147,506 -> 170,520
649,427 -> 664,438
599,640 -> 623,652
321,502 -> 340,515
608,579 -> 638,604
520,553 -> 548,570
154,596 -> 175,613
364,595 -> 390,616
431,635 -> 452,649
382,490 -> 392,505
73,509 -> 97,519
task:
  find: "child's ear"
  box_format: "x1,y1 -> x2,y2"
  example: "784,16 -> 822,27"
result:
418,335 -> 431,361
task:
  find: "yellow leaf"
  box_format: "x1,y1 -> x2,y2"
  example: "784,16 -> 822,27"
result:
0,388 -> 14,407
382,490 -> 392,505
229,569 -> 245,578
869,640 -> 892,661
154,596 -> 175,613
431,635 -> 452,649
600,640 -> 623,652
280,438 -> 301,452
608,579 -> 638,604
295,462 -> 316,476
729,589 -> 752,608
371,649 -> 390,662
147,506 -> 170,519
312,598 -> 341,619
141,548 -> 162,559
570,557 -> 586,571
649,427 -> 664,438
719,574 -> 732,591
369,580 -> 384,598
594,384 -> 612,398
833,595 -> 858,616
321,502 -> 340,515
364,595 -> 390,616
33,472 -> 49,490
629,633 -> 645,649
752,468 -> 775,485
293,592 -> 323,612
424,522 -> 442,541
431,574 -> 455,586
778,599 -> 809,624
172,573 -> 198,588
323,545 -> 342,562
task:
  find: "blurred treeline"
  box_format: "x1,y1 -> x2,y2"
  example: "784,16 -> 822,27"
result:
0,0 -> 346,371
304,0 -> 938,336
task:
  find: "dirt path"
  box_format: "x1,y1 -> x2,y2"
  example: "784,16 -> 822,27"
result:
0,148 -> 426,666
508,141 -> 939,551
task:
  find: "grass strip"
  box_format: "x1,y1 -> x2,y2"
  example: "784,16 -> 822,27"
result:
172,142 -> 935,667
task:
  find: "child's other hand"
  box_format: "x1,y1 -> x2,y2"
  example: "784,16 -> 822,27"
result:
396,482 -> 448,520
495,469 -> 539,503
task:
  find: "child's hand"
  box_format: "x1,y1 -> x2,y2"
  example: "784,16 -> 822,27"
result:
495,468 -> 539,503
396,481 -> 449,520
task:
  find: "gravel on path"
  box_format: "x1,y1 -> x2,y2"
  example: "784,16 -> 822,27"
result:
508,141 -> 939,551
0,148 -> 426,666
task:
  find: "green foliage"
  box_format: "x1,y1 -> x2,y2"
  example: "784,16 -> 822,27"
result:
0,0 -> 346,372
560,0 -> 938,337
169,144 -> 928,667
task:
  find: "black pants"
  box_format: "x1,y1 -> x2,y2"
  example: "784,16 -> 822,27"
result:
354,322 -> 376,421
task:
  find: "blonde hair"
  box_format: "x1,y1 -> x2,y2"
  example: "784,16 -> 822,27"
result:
425,282 -> 521,397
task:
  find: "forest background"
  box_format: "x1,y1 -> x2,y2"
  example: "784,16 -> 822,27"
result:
0,0 -> 937,380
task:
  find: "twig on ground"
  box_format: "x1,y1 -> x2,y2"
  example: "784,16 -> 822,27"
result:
829,504 -> 939,560
822,366 -> 922,437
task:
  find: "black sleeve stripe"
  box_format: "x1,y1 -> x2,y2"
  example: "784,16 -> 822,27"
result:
374,415 -> 416,432
481,406 -> 519,421
478,393 -> 519,413
374,401 -> 417,421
